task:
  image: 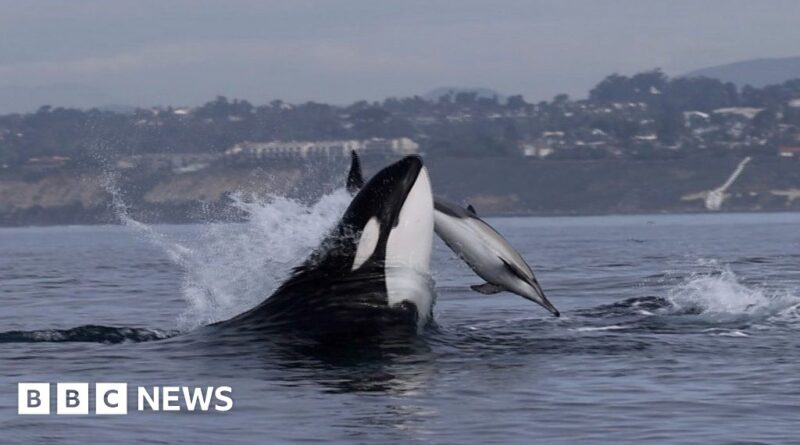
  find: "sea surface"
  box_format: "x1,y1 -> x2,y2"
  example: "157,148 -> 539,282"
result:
1,202 -> 799,444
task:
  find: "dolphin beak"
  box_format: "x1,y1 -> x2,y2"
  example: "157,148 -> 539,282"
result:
526,280 -> 560,317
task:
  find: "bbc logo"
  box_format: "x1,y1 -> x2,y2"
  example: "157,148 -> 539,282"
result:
18,382 -> 233,415
18,383 -> 128,415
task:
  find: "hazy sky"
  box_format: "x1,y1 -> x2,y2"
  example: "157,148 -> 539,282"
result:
1,0 -> 799,111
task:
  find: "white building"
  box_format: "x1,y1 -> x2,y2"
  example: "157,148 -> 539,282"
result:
224,137 -> 419,159
712,107 -> 763,119
520,143 -> 554,158
361,137 -> 419,155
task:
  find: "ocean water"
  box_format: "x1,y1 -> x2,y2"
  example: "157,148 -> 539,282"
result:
1,198 -> 799,444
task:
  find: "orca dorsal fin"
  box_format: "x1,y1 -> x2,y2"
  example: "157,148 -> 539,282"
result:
346,150 -> 365,194
471,283 -> 504,294
466,204 -> 478,216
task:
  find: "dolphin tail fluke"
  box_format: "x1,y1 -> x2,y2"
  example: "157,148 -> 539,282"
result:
346,150 -> 365,193
471,283 -> 504,294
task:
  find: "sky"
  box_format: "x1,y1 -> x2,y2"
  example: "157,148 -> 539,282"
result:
0,0 -> 799,112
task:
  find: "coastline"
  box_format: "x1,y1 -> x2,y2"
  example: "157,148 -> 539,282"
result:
2,155 -> 799,227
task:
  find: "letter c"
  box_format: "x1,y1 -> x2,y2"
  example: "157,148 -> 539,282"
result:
104,390 -> 119,408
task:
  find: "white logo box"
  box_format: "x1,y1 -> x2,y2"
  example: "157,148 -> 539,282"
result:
18,382 -> 128,415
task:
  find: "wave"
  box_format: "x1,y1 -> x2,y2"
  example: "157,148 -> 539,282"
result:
574,267 -> 800,334
0,325 -> 178,344
6,267 -> 796,345
666,268 -> 798,318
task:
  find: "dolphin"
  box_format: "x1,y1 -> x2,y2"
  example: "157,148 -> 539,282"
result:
217,155 -> 435,335
433,199 -> 559,316
347,150 -> 559,317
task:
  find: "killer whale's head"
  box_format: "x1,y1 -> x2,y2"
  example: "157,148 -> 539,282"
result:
265,155 -> 435,329
318,155 -> 433,275
342,151 -> 433,272
215,155 -> 435,334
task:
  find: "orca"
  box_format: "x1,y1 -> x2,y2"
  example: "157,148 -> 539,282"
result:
217,155 -> 435,335
347,151 -> 559,317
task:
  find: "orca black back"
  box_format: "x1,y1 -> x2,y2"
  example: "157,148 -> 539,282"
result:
216,155 -> 434,337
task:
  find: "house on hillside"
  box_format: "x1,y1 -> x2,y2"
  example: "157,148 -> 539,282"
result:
224,138 -> 419,160
779,146 -> 800,158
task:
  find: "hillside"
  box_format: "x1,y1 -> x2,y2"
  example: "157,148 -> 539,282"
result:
2,155 -> 799,226
685,56 -> 800,87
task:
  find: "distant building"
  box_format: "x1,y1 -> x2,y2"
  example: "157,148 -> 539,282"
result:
26,156 -> 71,169
520,143 -> 553,159
683,111 -> 710,127
779,146 -> 800,158
115,153 -> 218,172
361,137 -> 420,156
172,107 -> 192,116
712,107 -> 763,120
224,138 -> 419,160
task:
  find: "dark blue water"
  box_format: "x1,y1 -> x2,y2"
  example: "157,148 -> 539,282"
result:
1,208 -> 799,444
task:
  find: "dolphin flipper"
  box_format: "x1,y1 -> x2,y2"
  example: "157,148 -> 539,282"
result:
471,283 -> 504,294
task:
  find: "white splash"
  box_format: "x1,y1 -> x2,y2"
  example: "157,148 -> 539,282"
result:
176,190 -> 351,328
102,172 -> 193,265
666,267 -> 799,321
104,172 -> 352,329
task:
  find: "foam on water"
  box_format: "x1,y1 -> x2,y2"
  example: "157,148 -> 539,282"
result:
665,267 -> 800,322
570,265 -> 800,337
104,172 -> 352,330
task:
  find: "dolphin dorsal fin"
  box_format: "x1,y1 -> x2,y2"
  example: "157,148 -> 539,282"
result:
346,150 -> 365,193
466,204 -> 478,216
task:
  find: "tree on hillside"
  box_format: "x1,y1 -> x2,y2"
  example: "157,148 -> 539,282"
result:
589,70 -> 667,104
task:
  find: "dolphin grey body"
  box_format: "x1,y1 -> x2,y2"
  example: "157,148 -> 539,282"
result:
432,199 -> 559,316
347,150 -> 559,317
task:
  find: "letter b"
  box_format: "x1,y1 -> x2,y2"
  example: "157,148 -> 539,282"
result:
29,391 -> 42,407
57,383 -> 88,415
18,383 -> 50,415
66,390 -> 80,407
